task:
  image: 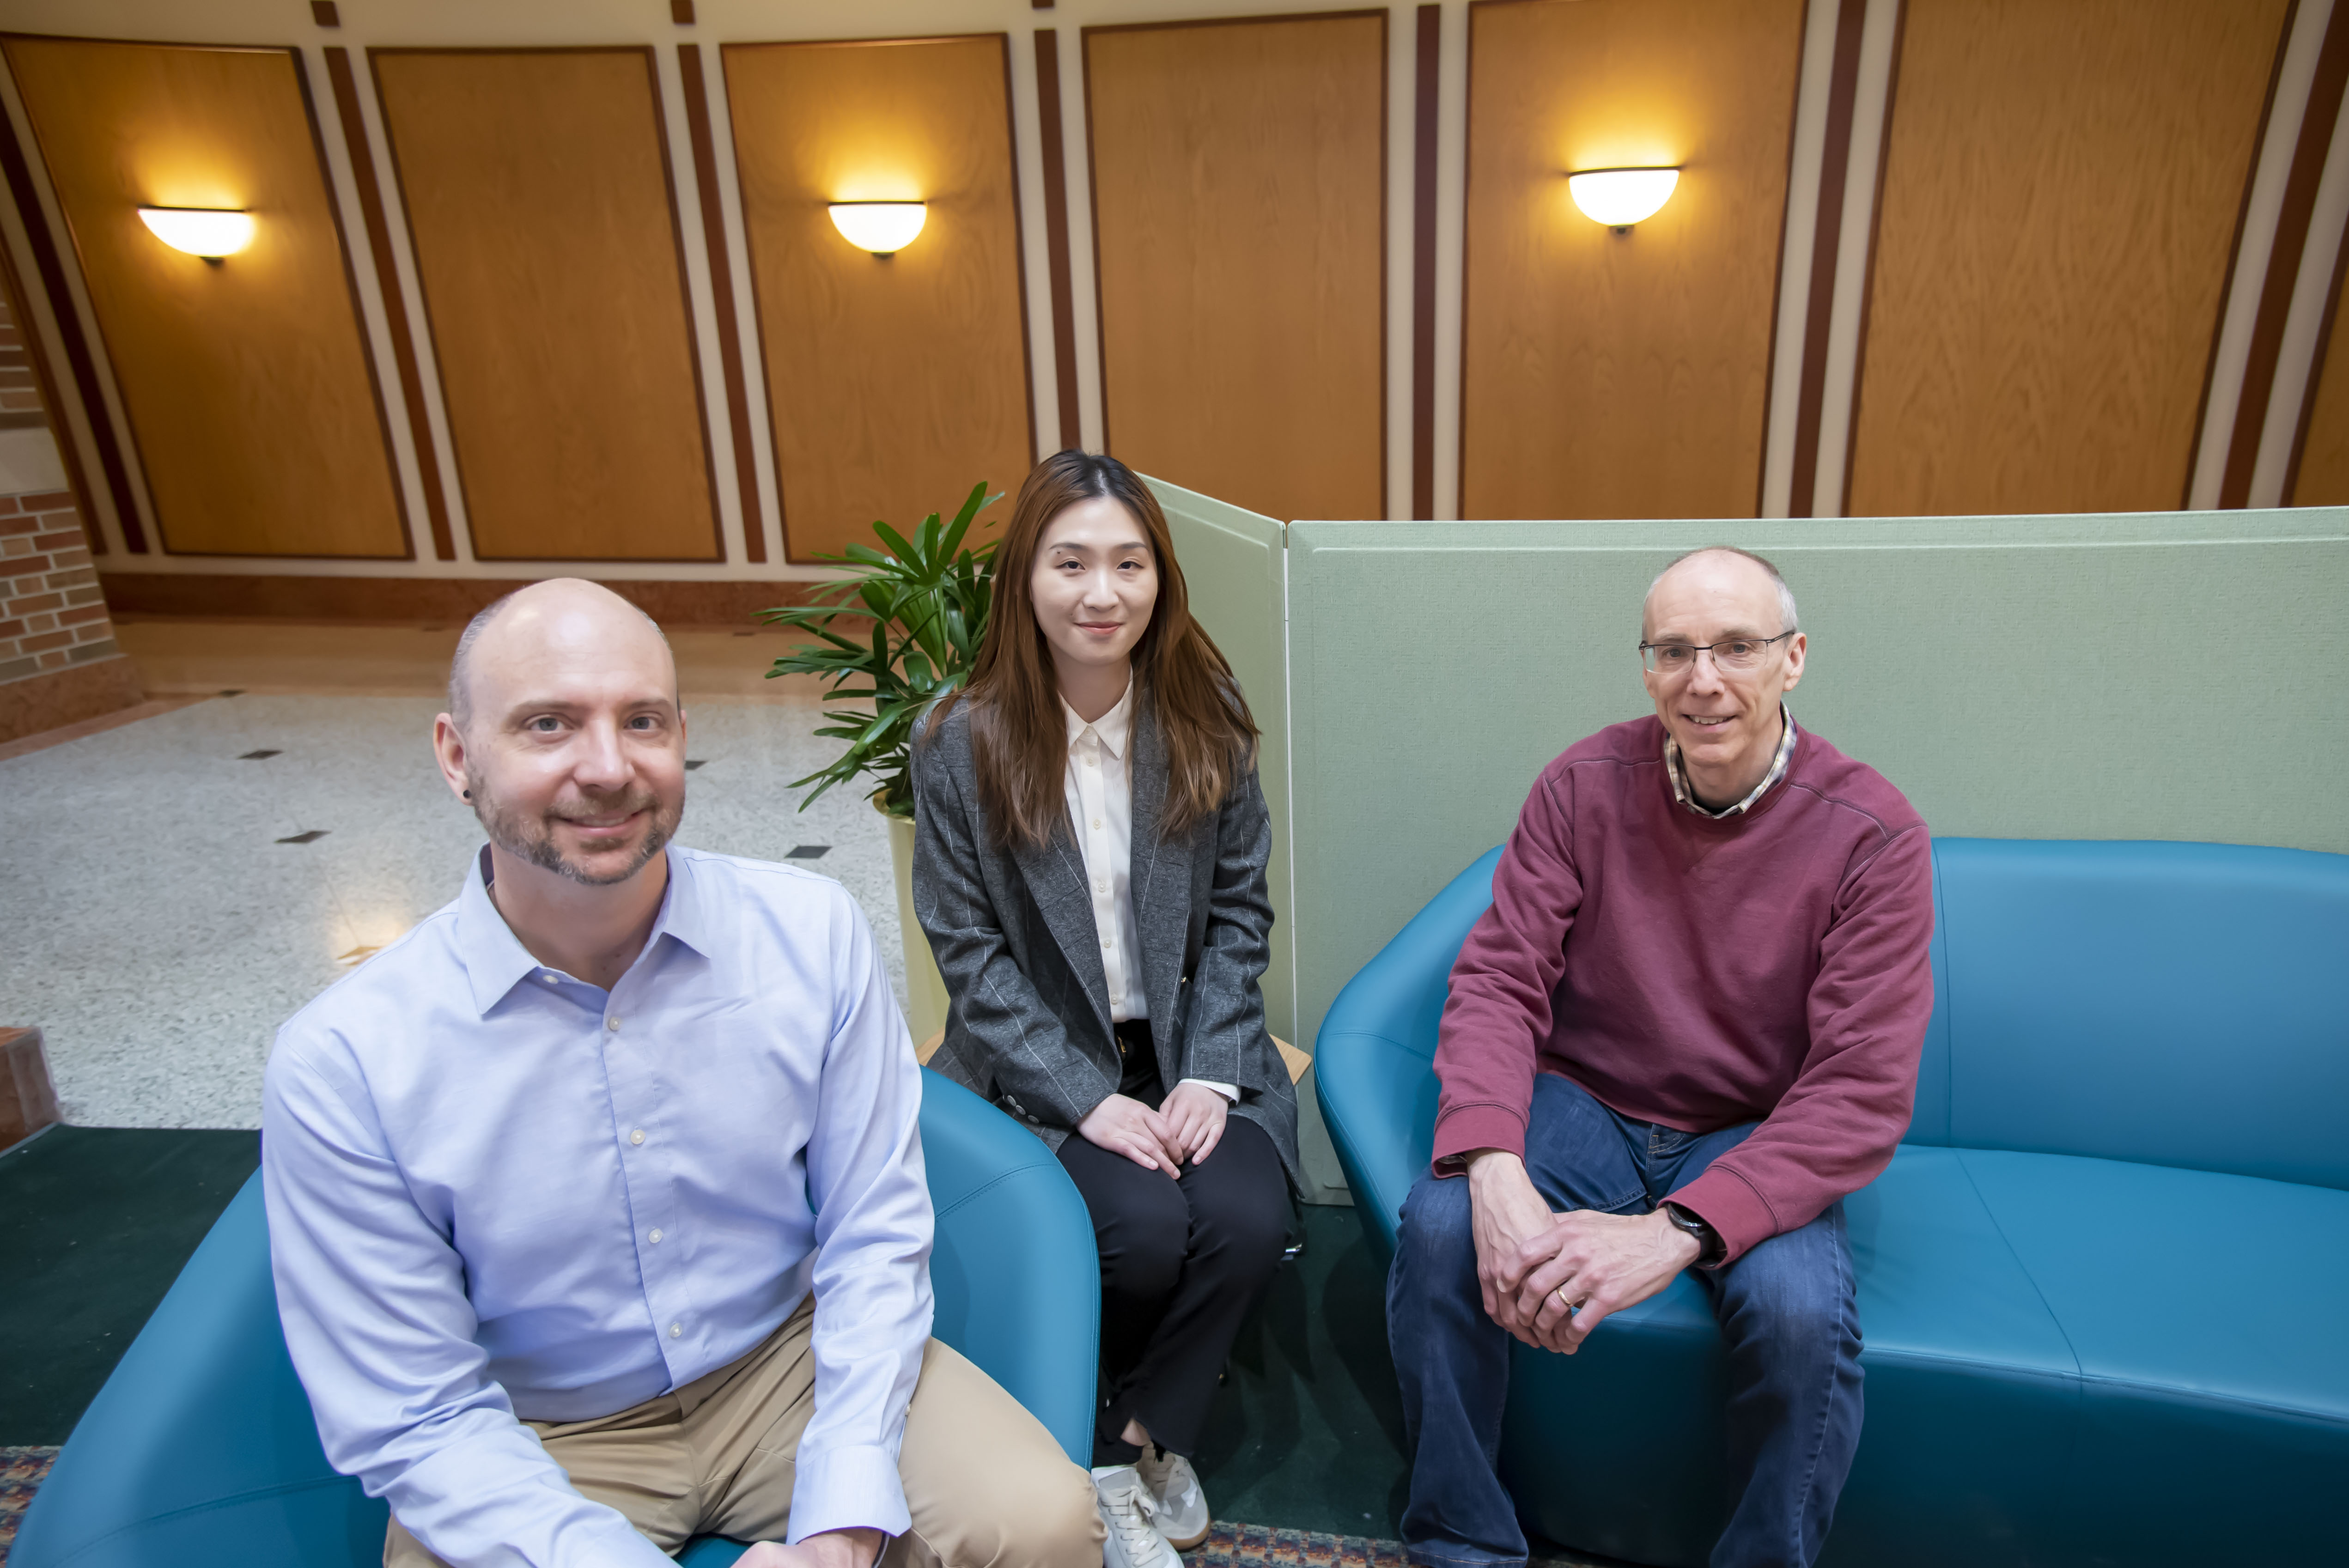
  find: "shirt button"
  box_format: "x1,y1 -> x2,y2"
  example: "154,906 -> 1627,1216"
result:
606,1017 -> 621,1032
1102,936 -> 1114,948
1085,754 -> 1097,767
648,1228 -> 663,1244
630,1129 -> 645,1145
1093,818 -> 1103,829
541,974 -> 557,985
669,1322 -> 682,1338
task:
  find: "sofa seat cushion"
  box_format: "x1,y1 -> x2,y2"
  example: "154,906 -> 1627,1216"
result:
1501,1145 -> 2349,1567
1960,1149 -> 2349,1421
1956,1150 -> 2349,1566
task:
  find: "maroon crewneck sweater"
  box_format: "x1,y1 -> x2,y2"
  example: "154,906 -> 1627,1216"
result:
1432,715 -> 1935,1264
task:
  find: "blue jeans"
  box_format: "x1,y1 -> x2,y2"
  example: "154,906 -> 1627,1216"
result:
1387,1072 -> 1863,1568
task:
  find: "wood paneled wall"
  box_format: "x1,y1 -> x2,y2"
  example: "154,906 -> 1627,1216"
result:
11,1 -> 2349,592
1460,0 -> 1806,521
1847,0 -> 2289,517
372,49 -> 720,562
1086,13 -> 1386,525
723,36 -> 1032,562
3,37 -> 404,557
2291,321 -> 2349,503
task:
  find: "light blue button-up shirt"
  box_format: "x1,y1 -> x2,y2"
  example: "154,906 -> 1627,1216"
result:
262,845 -> 932,1568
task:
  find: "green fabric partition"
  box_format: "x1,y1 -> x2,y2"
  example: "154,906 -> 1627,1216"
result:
1147,477 -> 1296,1044
1284,508 -> 2349,1064
1152,478 -> 1365,1199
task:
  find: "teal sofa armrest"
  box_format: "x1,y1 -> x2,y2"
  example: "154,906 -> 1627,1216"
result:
1314,847 -> 1501,1264
12,1068 -> 1098,1568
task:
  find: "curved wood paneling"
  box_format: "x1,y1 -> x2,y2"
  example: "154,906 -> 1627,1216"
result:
724,36 -> 1032,562
1087,13 -> 1386,525
4,36 -> 406,557
1847,0 -> 2288,517
372,48 -> 719,562
2290,285 -> 2349,503
1460,0 -> 1806,521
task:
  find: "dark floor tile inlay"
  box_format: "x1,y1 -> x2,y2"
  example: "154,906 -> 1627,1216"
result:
237,749 -> 281,760
685,759 -> 708,771
785,845 -> 829,860
275,829 -> 329,845
218,688 -> 243,697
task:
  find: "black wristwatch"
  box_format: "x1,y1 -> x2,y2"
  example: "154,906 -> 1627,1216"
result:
1662,1202 -> 1726,1268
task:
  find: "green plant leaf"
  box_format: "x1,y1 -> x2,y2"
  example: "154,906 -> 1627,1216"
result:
759,482 -> 998,814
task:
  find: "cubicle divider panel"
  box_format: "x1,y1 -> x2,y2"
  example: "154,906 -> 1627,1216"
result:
1285,509 -> 2349,1057
1151,476 -> 1365,1200
1148,478 -> 1293,1034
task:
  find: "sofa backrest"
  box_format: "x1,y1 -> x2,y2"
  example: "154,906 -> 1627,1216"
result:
1920,839 -> 2349,1190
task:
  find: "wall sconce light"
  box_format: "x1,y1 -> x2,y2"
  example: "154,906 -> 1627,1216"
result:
138,207 -> 256,263
1566,168 -> 1680,232
828,202 -> 926,257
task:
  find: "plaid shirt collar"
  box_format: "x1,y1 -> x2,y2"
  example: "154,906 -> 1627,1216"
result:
1664,705 -> 1797,820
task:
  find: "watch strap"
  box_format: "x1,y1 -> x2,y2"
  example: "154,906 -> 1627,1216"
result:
1662,1201 -> 1726,1267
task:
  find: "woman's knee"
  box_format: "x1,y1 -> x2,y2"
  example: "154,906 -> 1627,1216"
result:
1089,1221 -> 1184,1305
1190,1175 -> 1290,1282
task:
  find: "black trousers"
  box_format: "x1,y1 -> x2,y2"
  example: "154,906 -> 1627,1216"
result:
1056,1045 -> 1289,1466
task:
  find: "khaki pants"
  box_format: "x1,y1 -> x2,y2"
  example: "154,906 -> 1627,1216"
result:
386,1299 -> 1103,1568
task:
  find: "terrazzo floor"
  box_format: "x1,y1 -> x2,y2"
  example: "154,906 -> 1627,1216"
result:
0,688 -> 901,1130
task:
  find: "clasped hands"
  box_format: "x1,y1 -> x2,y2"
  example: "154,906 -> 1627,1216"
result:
1078,1082 -> 1229,1175
1466,1150 -> 1702,1354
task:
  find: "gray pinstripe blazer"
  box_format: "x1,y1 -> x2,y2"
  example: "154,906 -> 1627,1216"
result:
909,694 -> 1300,1186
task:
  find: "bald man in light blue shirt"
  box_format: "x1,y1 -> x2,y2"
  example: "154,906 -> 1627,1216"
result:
262,579 -> 1099,1568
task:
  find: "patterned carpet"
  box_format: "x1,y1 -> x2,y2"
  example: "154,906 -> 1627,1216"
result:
1187,1524 -> 1414,1564
0,1450 -> 55,1566
0,1453 -> 1613,1568
1186,1524 -> 1600,1566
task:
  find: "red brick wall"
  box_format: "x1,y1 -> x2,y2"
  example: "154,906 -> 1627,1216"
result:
0,491 -> 115,685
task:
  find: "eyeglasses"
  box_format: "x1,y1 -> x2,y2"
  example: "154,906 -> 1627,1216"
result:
1638,629 -> 1795,675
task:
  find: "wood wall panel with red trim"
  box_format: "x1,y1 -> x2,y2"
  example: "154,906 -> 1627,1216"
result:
3,36 -> 407,557
372,48 -> 721,561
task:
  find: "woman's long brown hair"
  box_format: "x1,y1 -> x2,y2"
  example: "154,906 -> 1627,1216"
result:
934,450 -> 1258,850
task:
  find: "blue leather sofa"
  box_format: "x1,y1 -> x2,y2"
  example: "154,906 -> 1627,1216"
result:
10,1068 -> 1098,1568
1316,838 -> 2349,1568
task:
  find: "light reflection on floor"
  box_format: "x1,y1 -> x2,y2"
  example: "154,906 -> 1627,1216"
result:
0,689 -> 897,1130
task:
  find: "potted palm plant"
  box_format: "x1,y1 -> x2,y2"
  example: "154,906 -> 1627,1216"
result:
760,481 -> 999,1043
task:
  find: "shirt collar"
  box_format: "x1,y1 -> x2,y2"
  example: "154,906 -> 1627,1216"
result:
453,844 -> 709,1015
1061,676 -> 1135,760
1663,705 -> 1798,820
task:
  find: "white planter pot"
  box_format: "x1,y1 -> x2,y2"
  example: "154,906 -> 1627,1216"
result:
881,804 -> 951,1048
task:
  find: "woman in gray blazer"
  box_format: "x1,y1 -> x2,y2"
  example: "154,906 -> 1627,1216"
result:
912,451 -> 1297,1568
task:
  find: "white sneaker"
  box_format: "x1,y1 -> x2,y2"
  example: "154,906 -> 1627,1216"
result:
1134,1445 -> 1210,1550
1092,1464 -> 1183,1568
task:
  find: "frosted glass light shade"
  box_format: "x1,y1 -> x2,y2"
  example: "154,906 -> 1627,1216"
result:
1566,168 -> 1680,228
137,207 -> 256,258
828,202 -> 927,255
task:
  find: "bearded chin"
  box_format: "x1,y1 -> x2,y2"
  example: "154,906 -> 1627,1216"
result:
469,775 -> 680,886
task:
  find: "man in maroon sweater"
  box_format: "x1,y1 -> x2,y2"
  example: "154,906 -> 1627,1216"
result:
1387,548 -> 1935,1568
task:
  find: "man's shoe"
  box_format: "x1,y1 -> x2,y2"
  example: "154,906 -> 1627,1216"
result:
1134,1444 -> 1211,1550
1092,1464 -> 1183,1568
